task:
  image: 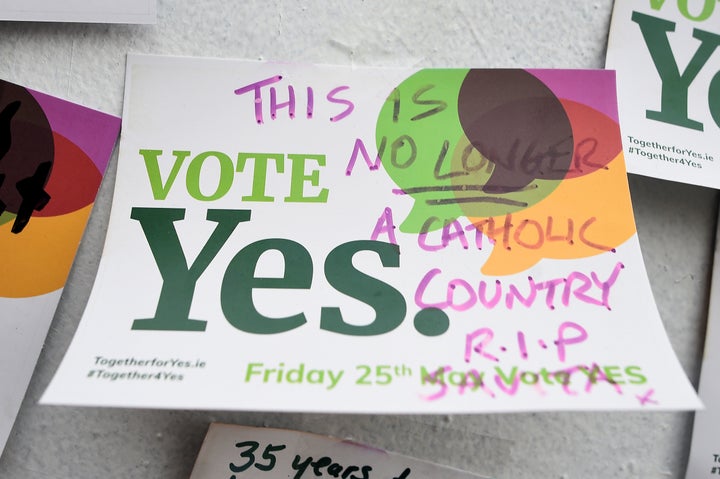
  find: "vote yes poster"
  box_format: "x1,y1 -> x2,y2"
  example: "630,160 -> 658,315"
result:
42,54 -> 700,413
0,79 -> 120,453
605,0 -> 720,188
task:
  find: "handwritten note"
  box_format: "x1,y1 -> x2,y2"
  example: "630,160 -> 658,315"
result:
605,0 -> 720,187
41,54 -> 699,412
189,424 -> 486,479
0,79 -> 120,453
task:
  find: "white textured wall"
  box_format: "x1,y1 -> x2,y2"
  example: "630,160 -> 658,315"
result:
0,1 -> 717,477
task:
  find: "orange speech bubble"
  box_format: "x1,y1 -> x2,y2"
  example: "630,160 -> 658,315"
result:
471,151 -> 635,276
0,204 -> 94,297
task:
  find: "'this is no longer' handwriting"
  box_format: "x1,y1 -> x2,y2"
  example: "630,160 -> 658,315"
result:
234,75 -> 355,124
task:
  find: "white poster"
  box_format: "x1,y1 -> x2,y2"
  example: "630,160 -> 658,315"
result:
41,54 -> 700,413
0,0 -> 156,23
0,79 -> 120,453
605,0 -> 720,188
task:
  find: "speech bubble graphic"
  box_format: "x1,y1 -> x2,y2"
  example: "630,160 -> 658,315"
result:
376,69 -> 633,276
376,69 -> 467,233
457,69 -> 573,193
0,130 -> 102,297
0,80 -> 54,233
474,151 -> 634,276
376,69 -> 573,234
554,99 -> 622,179
0,203 -> 94,297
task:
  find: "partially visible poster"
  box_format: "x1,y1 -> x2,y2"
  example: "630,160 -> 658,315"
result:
605,0 -> 719,188
686,210 -> 720,478
0,79 -> 120,453
189,424 -> 487,479
0,0 -> 156,23
42,55 -> 700,413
